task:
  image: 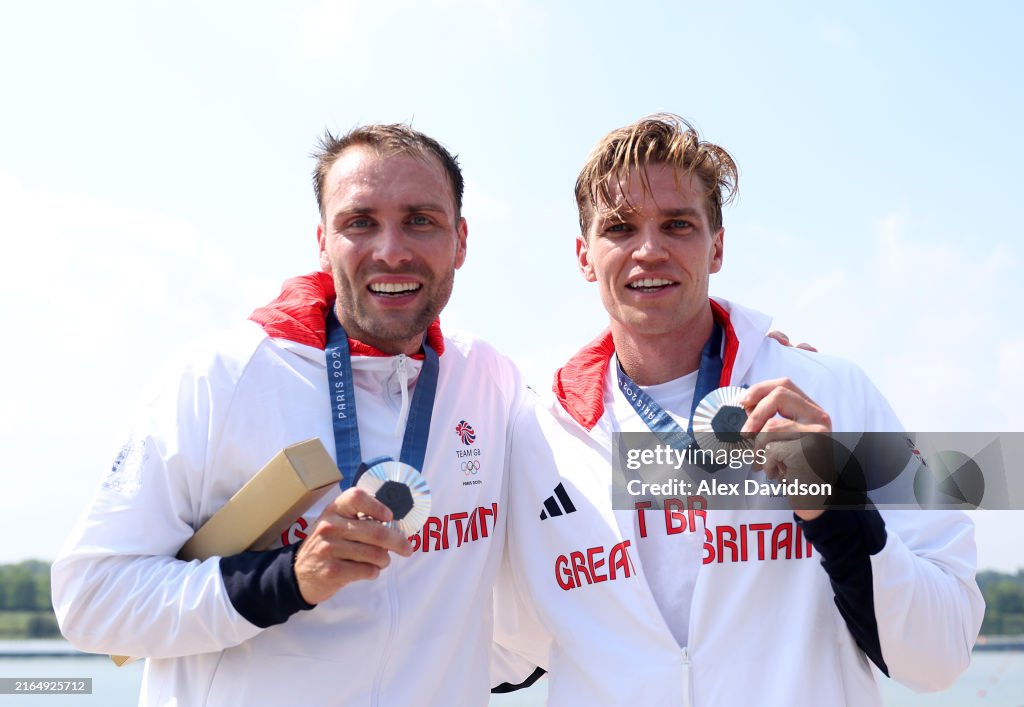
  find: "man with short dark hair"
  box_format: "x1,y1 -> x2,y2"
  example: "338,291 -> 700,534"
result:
494,114 -> 984,706
53,124 -> 523,705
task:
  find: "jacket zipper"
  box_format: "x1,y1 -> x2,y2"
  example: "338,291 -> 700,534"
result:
373,354 -> 409,705
681,646 -> 691,706
393,354 -> 410,437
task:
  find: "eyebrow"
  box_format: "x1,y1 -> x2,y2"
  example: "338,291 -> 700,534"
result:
404,203 -> 448,213
330,203 -> 450,224
659,207 -> 704,219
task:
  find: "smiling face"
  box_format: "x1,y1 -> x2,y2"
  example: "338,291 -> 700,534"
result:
577,162 -> 723,348
317,146 -> 468,355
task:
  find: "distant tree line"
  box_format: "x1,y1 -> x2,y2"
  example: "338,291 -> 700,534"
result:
0,562 -> 1022,639
0,560 -> 51,611
0,560 -> 59,638
977,569 -> 1024,635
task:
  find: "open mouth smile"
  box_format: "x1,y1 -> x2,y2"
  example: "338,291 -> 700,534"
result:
368,282 -> 422,297
626,277 -> 677,293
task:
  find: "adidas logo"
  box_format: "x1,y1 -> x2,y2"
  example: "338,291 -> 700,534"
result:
539,483 -> 577,520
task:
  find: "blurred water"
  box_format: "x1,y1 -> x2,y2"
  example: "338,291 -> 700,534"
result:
0,642 -> 1019,705
0,648 -> 142,706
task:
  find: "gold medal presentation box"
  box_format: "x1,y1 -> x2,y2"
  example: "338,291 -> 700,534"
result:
111,438 -> 341,666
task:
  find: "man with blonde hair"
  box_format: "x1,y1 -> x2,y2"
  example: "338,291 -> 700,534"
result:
494,114 -> 984,705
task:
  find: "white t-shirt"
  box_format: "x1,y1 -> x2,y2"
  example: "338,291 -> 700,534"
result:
610,356 -> 705,649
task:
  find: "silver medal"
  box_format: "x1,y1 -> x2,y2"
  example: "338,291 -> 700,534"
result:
356,460 -> 432,536
691,386 -> 753,453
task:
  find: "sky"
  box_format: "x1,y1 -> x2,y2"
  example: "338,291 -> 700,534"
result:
0,1 -> 1021,572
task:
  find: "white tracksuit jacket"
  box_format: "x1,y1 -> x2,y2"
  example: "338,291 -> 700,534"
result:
494,298 -> 984,706
52,272 -> 522,706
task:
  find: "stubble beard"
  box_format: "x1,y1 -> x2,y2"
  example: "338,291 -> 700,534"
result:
332,267 -> 455,351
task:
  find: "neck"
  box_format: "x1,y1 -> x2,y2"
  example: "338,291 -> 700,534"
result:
612,308 -> 713,386
359,336 -> 422,357
335,309 -> 423,357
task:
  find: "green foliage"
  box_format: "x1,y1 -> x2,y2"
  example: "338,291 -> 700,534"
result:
0,610 -> 61,639
977,569 -> 1024,636
0,561 -> 60,639
0,560 -> 52,611
26,612 -> 60,638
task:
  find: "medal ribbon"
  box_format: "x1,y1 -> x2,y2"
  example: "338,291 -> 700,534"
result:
325,308 -> 439,491
615,321 -> 726,446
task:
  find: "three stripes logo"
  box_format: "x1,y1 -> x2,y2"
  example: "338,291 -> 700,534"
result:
539,482 -> 577,520
455,420 -> 476,445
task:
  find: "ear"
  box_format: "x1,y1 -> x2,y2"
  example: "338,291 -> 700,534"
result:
317,223 -> 331,273
577,235 -> 596,282
709,227 -> 724,274
454,217 -> 468,270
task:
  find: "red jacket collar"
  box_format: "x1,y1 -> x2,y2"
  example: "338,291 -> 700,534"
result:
249,271 -> 445,358
552,300 -> 737,431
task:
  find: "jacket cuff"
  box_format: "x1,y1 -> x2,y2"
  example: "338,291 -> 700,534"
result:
798,507 -> 887,556
219,544 -> 316,629
796,509 -> 889,674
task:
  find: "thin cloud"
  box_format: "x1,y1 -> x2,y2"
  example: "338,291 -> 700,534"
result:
290,0 -> 549,63
815,18 -> 859,55
0,171 -> 269,562
772,208 -> 1022,431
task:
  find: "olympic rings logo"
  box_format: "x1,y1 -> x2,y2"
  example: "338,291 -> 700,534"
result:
461,460 -> 481,475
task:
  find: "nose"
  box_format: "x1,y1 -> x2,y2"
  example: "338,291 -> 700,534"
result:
632,223 -> 668,263
373,223 -> 413,268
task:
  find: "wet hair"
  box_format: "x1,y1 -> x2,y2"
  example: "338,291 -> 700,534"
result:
575,113 -> 738,237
